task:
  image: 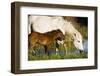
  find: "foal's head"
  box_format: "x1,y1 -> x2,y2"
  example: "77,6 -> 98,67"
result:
52,29 -> 65,41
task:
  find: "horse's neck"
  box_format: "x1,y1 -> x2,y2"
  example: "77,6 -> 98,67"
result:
64,22 -> 80,38
55,18 -> 77,35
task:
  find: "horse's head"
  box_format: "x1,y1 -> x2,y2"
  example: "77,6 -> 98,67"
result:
63,21 -> 84,51
72,31 -> 84,51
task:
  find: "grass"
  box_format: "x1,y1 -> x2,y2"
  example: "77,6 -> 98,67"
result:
28,52 -> 87,61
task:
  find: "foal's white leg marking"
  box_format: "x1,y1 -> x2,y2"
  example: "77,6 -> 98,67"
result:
56,48 -> 59,55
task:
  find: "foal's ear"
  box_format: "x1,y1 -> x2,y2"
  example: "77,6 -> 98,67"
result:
57,29 -> 61,32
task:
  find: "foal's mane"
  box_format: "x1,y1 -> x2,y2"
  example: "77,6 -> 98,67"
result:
45,29 -> 63,40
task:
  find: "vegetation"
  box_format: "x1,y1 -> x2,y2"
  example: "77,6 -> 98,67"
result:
28,52 -> 87,60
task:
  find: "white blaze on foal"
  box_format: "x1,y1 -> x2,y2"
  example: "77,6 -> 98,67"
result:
28,16 -> 84,51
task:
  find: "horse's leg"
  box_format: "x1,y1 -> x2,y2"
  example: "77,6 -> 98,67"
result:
63,44 -> 67,54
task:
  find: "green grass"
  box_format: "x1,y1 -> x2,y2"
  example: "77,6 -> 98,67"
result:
63,53 -> 87,59
28,52 -> 87,61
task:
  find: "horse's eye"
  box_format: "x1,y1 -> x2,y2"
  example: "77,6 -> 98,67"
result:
78,41 -> 80,43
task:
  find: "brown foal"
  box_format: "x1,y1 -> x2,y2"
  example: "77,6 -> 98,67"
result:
28,29 -> 65,55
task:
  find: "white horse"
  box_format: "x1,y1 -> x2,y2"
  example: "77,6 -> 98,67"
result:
28,16 -> 84,51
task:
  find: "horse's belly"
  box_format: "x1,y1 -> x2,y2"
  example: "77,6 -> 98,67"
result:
33,24 -> 53,33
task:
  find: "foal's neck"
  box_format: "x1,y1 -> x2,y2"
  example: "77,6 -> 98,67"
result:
52,32 -> 59,40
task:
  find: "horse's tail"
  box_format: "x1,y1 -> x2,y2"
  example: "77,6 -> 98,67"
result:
30,24 -> 34,33
28,15 -> 35,34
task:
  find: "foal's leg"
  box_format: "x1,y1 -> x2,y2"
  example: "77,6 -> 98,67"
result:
44,46 -> 47,54
55,41 -> 59,55
44,45 -> 49,56
28,44 -> 34,53
28,42 -> 36,55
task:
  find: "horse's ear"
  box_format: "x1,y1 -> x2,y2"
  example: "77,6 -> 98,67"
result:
72,33 -> 76,40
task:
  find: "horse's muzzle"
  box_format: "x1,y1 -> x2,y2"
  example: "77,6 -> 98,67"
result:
79,50 -> 84,54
